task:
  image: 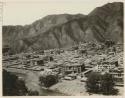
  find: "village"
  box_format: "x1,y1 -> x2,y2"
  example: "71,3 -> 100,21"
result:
2,41 -> 124,95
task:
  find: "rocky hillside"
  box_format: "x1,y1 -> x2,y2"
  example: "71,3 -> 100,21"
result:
3,2 -> 123,53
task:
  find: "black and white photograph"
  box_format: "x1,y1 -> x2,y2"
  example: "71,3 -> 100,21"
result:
1,0 -> 124,96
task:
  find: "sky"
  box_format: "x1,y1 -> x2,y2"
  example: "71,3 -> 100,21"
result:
2,0 -> 124,25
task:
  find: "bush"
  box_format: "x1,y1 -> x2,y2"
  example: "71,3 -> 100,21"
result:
86,72 -> 118,95
39,75 -> 58,88
101,73 -> 117,95
105,40 -> 115,47
3,70 -> 28,96
86,72 -> 101,93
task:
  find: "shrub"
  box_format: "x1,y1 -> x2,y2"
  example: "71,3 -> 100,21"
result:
3,70 -> 28,96
39,75 -> 58,88
86,72 -> 117,95
86,72 -> 101,93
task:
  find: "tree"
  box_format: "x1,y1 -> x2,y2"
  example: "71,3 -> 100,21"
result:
101,73 -> 117,95
86,72 -> 101,93
86,72 -> 118,95
105,40 -> 115,47
81,63 -> 85,71
39,75 -> 58,88
3,70 -> 28,96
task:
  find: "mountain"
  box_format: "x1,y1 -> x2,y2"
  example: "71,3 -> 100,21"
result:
2,2 -> 123,54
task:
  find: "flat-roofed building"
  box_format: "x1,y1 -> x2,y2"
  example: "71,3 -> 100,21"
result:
109,67 -> 124,85
61,62 -> 85,75
95,61 -> 116,72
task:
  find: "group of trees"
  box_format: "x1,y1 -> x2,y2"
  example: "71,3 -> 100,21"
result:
3,69 -> 58,96
3,70 -> 28,96
39,75 -> 58,88
86,72 -> 118,95
105,40 -> 115,47
3,70 -> 40,96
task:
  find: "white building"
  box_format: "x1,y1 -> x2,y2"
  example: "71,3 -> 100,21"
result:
94,62 -> 116,72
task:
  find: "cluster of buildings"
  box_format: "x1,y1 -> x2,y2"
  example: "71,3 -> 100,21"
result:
2,42 -> 124,86
94,52 -> 124,85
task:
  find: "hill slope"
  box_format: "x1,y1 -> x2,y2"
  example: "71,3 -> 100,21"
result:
2,2 -> 123,53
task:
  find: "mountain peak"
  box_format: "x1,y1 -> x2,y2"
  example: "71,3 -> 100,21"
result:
3,2 -> 123,53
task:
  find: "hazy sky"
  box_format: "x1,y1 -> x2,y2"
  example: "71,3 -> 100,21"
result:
3,0 -> 124,25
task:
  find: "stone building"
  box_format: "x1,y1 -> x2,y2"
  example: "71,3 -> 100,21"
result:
61,62 -> 85,75
30,58 -> 44,66
109,67 -> 124,85
95,61 -> 116,72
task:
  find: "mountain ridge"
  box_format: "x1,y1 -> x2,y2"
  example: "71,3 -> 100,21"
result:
3,2 -> 123,53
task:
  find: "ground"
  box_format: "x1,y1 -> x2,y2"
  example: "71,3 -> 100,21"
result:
50,79 -> 124,96
50,79 -> 89,96
116,86 -> 124,95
